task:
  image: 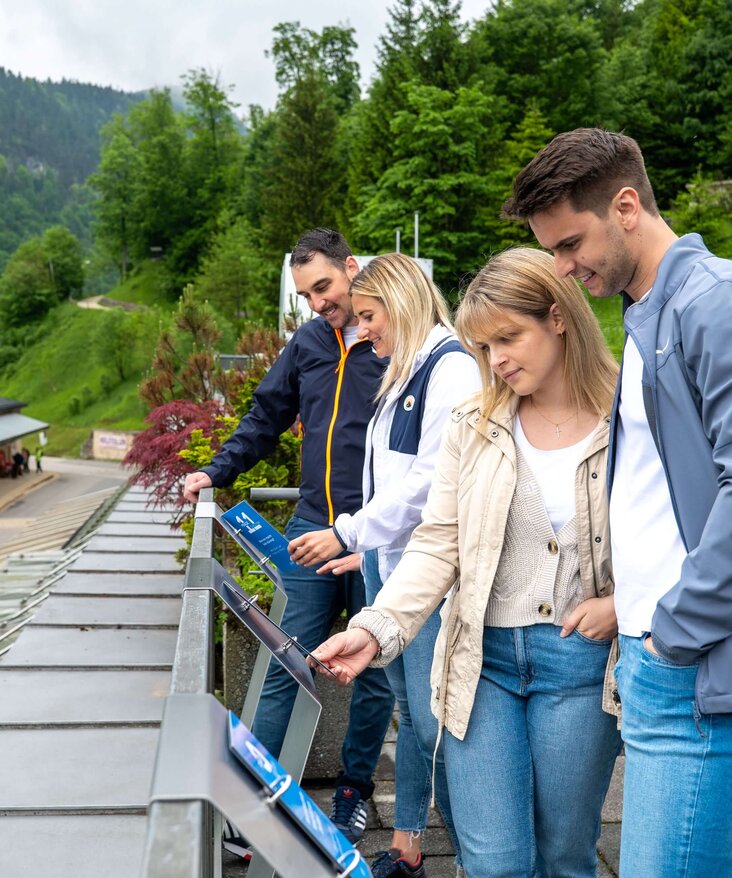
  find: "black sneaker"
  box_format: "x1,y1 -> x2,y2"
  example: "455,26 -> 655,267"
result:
222,819 -> 252,860
371,848 -> 426,878
329,785 -> 368,845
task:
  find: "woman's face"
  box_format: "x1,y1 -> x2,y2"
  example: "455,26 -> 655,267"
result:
472,305 -> 566,397
353,293 -> 393,358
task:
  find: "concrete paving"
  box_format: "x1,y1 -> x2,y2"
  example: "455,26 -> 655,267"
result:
0,669 -> 171,725
0,481 -> 184,878
55,572 -> 183,597
0,815 -> 147,878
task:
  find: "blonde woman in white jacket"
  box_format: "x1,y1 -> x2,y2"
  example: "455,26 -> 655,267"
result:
290,253 -> 480,877
310,249 -> 623,878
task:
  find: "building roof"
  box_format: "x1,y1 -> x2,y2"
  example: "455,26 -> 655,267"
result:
0,413 -> 49,445
0,398 -> 27,415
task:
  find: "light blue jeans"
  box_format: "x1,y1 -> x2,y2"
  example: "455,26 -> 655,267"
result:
251,517 -> 395,796
363,550 -> 460,858
444,624 -> 622,878
616,634 -> 732,877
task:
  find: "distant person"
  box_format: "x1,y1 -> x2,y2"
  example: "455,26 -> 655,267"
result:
312,248 -> 622,877
11,451 -> 24,478
504,127 -> 732,876
290,253 -> 480,876
35,446 -> 43,472
21,447 -> 30,472
182,228 -> 394,850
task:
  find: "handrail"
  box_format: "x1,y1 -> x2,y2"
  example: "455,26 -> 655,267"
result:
140,487 -> 217,878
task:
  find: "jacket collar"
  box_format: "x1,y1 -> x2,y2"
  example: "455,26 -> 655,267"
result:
387,324 -> 456,400
625,233 -> 710,327
469,396 -> 609,458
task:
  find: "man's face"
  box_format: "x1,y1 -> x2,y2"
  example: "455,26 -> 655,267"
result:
292,253 -> 359,329
529,199 -> 637,299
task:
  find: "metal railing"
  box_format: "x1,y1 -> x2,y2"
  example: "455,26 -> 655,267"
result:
140,487 -> 218,878
141,485 -> 342,878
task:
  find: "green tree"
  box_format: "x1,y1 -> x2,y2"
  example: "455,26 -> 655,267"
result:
352,81 -> 507,292
667,174 -> 732,257
268,21 -> 360,112
93,308 -> 153,383
258,71 -> 343,257
469,0 -> 606,132
89,114 -> 140,280
126,89 -> 188,271
0,238 -> 57,326
42,225 -> 84,298
178,69 -> 247,274
193,216 -> 278,324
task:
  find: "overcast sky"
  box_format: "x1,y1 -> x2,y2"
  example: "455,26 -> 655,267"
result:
0,0 -> 492,116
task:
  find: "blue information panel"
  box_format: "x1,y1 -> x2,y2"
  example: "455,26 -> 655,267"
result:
221,499 -> 297,573
228,712 -> 370,878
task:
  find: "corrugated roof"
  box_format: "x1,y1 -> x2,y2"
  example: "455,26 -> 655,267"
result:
0,413 -> 49,445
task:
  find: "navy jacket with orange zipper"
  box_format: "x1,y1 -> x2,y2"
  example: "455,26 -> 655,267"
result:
202,317 -> 385,526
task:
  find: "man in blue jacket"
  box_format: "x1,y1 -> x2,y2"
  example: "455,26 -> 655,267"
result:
184,228 -> 394,846
504,129 -> 732,876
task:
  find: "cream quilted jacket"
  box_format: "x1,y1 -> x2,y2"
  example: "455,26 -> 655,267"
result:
351,395 -> 615,740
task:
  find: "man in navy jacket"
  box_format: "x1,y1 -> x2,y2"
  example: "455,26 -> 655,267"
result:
505,129 -> 732,877
184,228 -> 394,845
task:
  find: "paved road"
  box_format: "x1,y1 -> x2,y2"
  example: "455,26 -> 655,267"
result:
0,457 -> 129,550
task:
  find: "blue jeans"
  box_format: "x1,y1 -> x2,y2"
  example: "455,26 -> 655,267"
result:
616,634 -> 732,877
444,625 -> 622,878
363,551 -> 461,858
251,516 -> 395,796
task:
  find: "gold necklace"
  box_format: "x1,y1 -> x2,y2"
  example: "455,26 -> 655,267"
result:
530,397 -> 577,439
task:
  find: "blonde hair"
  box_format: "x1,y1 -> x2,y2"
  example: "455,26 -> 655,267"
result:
455,248 -> 618,418
350,253 -> 452,399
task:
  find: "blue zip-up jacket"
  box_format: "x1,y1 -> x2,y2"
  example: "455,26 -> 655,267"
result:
608,234 -> 732,714
203,317 -> 385,526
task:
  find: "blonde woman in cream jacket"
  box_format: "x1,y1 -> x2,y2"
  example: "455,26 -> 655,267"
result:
311,248 -> 623,878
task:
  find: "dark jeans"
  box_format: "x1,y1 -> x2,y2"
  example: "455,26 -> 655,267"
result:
251,516 -> 395,797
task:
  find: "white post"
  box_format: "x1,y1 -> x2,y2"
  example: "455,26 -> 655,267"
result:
414,211 -> 419,259
395,228 -> 401,253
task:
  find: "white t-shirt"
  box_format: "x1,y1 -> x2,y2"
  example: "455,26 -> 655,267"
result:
610,332 -> 687,636
514,415 -> 594,533
342,324 -> 360,348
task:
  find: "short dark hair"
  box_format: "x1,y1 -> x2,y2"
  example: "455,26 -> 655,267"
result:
503,128 -> 659,220
289,228 -> 353,269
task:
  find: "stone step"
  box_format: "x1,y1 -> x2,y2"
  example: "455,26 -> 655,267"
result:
84,535 -> 185,554
0,669 -> 171,726
0,627 -> 177,669
0,726 -> 159,809
0,814 -> 147,878
68,552 -> 181,574
30,595 -> 181,627
54,572 -> 182,597
96,522 -> 183,537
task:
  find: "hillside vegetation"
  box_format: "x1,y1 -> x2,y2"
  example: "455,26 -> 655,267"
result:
0,68 -> 143,269
2,300 -> 159,456
2,0 -> 732,458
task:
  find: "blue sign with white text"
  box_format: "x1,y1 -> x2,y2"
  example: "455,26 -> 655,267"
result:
228,713 -> 370,878
221,499 -> 297,572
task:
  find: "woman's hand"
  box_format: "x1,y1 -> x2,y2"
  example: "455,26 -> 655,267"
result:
308,628 -> 379,685
316,553 -> 362,576
560,595 -> 617,641
289,528 -> 343,566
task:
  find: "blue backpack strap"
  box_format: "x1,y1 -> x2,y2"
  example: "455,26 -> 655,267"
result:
388,339 -> 466,455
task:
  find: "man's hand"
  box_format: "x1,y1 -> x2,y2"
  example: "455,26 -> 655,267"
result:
289,528 -> 343,566
643,634 -> 659,655
560,595 -> 617,641
316,553 -> 362,576
183,471 -> 213,504
308,628 -> 379,685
